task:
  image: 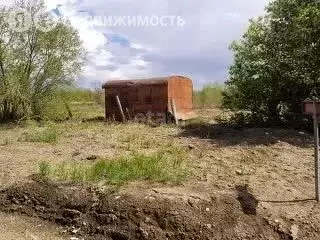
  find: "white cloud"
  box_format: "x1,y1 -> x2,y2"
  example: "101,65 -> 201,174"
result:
90,50 -> 113,67
130,43 -> 145,50
17,0 -> 271,87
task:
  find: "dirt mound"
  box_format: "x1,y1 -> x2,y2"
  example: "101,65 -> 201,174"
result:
0,179 -> 291,240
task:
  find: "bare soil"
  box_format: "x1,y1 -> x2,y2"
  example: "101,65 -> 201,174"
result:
0,109 -> 320,239
0,212 -> 66,240
0,179 -> 289,240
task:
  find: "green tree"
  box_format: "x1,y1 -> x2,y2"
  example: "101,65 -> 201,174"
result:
0,0 -> 85,121
224,0 -> 320,127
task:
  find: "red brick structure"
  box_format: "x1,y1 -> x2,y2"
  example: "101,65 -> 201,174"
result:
102,76 -> 194,122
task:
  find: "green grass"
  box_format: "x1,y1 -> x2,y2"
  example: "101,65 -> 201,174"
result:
38,148 -> 190,185
39,161 -> 51,178
193,84 -> 224,108
70,102 -> 105,120
24,125 -> 58,143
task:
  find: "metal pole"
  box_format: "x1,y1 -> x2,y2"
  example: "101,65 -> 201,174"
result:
313,101 -> 320,202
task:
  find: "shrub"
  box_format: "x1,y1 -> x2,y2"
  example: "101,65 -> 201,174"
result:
37,94 -> 72,121
224,0 -> 320,128
0,0 -> 84,122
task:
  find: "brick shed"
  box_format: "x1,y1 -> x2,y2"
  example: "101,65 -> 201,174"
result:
102,76 -> 194,123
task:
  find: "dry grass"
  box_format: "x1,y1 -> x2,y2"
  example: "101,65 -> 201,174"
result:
23,125 -> 59,143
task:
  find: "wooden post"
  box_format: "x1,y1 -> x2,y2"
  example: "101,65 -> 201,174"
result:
170,98 -> 179,125
116,95 -> 126,122
313,101 -> 320,202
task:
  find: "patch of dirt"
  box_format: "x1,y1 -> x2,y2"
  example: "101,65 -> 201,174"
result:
0,180 -> 291,240
0,212 -> 66,240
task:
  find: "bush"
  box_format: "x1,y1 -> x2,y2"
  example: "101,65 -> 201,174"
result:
223,0 -> 320,128
0,0 -> 84,122
37,94 -> 72,121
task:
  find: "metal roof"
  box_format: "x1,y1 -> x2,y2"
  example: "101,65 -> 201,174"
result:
102,77 -> 170,88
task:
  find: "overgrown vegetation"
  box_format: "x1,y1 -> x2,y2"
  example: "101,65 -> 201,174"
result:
224,0 -> 320,128
38,148 -> 189,185
194,84 -> 223,108
0,0 -> 85,122
41,89 -> 105,121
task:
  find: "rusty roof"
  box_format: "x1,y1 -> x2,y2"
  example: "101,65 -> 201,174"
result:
102,77 -> 170,88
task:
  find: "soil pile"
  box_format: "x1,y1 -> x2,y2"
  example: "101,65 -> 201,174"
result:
0,180 -> 291,240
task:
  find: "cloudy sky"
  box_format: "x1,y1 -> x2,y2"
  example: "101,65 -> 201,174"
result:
4,0 -> 269,89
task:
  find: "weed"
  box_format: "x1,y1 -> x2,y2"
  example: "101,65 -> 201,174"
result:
70,164 -> 87,182
54,162 -> 68,179
39,161 -> 51,178
25,125 -> 58,143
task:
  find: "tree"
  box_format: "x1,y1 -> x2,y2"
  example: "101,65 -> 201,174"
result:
224,0 -> 320,127
0,0 -> 85,121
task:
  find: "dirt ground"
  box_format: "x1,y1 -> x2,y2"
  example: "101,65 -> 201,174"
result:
0,212 -> 66,240
0,108 -> 320,239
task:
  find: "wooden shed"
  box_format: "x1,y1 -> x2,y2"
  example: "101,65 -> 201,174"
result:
102,76 -> 194,123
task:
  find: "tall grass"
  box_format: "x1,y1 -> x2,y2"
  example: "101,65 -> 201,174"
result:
193,84 -> 224,108
38,149 -> 189,185
39,161 -> 51,178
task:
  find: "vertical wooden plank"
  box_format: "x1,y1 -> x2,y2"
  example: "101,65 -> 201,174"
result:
105,89 -> 108,120
116,95 -> 126,122
170,98 -> 179,125
313,101 -> 320,202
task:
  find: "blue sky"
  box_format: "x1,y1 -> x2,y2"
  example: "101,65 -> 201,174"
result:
5,0 -> 270,89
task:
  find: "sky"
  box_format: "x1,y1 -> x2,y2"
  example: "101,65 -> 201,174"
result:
3,0 -> 269,89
